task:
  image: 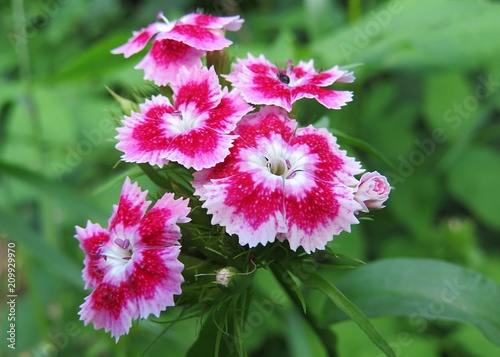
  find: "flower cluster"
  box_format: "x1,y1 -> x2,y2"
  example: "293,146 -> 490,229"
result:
76,10 -> 390,341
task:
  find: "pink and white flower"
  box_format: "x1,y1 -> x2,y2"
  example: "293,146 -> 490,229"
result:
115,66 -> 253,170
354,171 -> 391,213
75,177 -> 190,341
224,54 -> 355,112
111,12 -> 243,85
193,106 -> 364,253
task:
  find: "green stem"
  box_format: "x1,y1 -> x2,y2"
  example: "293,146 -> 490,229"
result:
299,270 -> 396,357
12,0 -> 44,165
270,262 -> 338,357
347,0 -> 362,23
139,163 -> 174,191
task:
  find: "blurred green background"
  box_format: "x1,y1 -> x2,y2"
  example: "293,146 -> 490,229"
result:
1,0 -> 500,356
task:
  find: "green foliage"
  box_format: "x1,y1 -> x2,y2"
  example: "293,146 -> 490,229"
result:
324,258 -> 500,347
1,0 -> 500,356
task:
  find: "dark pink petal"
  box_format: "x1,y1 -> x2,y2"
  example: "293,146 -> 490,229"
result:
79,279 -> 137,342
136,193 -> 190,248
128,247 -> 183,318
200,172 -> 287,247
239,71 -> 293,111
235,106 -> 296,147
108,178 -> 150,231
191,149 -> 242,197
180,13 -> 244,31
164,127 -> 237,170
227,55 -> 295,110
291,126 -> 362,185
194,107 -> 295,189
206,88 -> 253,133
75,222 -> 110,289
75,221 -> 109,255
226,54 -> 355,111
115,96 -> 175,167
291,85 -> 353,110
138,94 -> 175,120
172,66 -> 223,115
284,178 -> 361,253
135,39 -> 204,86
111,22 -> 169,58
159,24 -> 232,51
292,61 -> 353,86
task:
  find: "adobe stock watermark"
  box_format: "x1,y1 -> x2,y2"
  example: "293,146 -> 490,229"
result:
339,0 -> 404,62
385,74 -> 500,186
8,0 -> 69,53
30,321 -> 83,357
51,117 -> 116,182
375,276 -> 469,357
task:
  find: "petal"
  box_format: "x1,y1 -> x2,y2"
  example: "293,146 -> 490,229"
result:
291,126 -> 363,185
115,96 -> 175,167
199,172 -> 287,247
128,247 -> 184,319
293,62 -> 353,86
193,107 -> 296,191
231,56 -> 294,111
75,222 -> 110,289
291,85 -> 353,110
172,66 -> 223,115
235,106 -> 297,147
284,178 -> 361,253
135,39 -> 204,86
239,70 -> 293,111
136,193 -> 190,248
111,22 -> 169,58
180,13 -> 244,31
138,94 -> 175,119
164,127 -> 237,170
108,178 -> 150,231
206,88 -> 253,133
79,280 -> 137,342
159,24 -> 232,51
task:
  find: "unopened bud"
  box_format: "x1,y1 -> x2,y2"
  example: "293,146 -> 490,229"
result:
215,267 -> 239,288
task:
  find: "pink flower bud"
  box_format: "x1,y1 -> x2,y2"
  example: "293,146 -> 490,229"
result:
354,172 -> 391,213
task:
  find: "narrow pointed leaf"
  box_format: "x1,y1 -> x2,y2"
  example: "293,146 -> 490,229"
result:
299,270 -> 396,357
322,258 -> 500,347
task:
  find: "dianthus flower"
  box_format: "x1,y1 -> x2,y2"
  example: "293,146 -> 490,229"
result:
193,106 -> 364,253
224,54 -> 355,112
111,12 -> 243,85
75,177 -> 190,340
116,66 -> 252,170
354,171 -> 391,213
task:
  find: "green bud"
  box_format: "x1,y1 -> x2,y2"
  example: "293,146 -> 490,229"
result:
106,86 -> 139,116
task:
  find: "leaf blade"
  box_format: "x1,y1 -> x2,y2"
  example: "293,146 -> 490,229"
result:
322,258 -> 500,347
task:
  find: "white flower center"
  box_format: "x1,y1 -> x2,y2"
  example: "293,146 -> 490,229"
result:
168,107 -> 205,133
264,156 -> 297,179
98,237 -> 134,267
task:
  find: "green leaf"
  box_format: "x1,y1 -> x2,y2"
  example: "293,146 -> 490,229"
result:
447,147 -> 500,230
422,72 -> 475,141
48,32 -> 138,82
271,262 -> 307,314
322,258 -> 500,347
299,270 -> 396,357
0,210 -> 82,288
329,128 -> 396,170
312,0 -> 500,70
0,160 -> 107,219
